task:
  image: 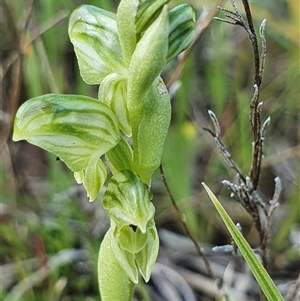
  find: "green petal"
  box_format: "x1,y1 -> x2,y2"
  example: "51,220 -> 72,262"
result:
69,5 -> 126,84
110,222 -> 139,283
135,220 -> 159,282
167,4 -> 196,62
83,156 -> 107,201
13,94 -> 120,172
98,73 -> 131,136
118,224 -> 148,253
74,170 -> 84,184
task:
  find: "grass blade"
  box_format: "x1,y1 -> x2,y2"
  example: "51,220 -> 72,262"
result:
202,182 -> 284,301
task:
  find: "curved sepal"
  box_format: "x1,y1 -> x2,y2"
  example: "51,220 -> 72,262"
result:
13,94 -> 120,196
68,5 -> 126,84
98,228 -> 135,301
98,73 -> 131,136
132,78 -> 171,184
167,4 -> 196,62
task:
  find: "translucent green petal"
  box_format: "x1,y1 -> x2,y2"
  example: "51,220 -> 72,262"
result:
83,156 -> 107,201
13,94 -> 120,172
98,73 -> 131,136
135,221 -> 159,282
74,170 -> 84,184
167,4 -> 196,62
69,5 -> 126,84
118,224 -> 148,253
110,222 -> 139,283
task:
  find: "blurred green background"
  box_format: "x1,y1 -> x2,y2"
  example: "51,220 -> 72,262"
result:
1,0 -> 299,300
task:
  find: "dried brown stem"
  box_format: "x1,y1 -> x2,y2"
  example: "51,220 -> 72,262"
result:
209,3 -> 276,286
241,0 -> 261,87
159,165 -> 218,284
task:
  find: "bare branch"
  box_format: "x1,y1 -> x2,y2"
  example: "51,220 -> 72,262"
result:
159,165 -> 219,287
204,111 -> 246,182
208,110 -> 221,137
216,0 -> 262,87
261,177 -> 282,271
259,19 -> 267,82
261,116 -> 271,139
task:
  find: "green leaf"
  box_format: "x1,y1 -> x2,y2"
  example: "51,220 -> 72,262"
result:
98,227 -> 135,301
98,73 -> 131,136
13,94 -> 120,174
127,5 -> 169,115
202,183 -> 285,301
167,4 -> 196,62
131,78 -> 171,184
68,5 -> 127,84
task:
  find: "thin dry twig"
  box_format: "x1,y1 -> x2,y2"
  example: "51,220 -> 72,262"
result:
285,274 -> 300,301
159,165 -> 223,293
260,177 -> 281,271
0,9 -> 69,81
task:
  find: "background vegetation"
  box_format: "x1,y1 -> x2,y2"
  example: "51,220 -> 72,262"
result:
1,0 -> 299,300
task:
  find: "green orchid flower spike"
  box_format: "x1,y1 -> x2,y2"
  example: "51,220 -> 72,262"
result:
12,0 -> 195,299
69,0 -> 195,184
